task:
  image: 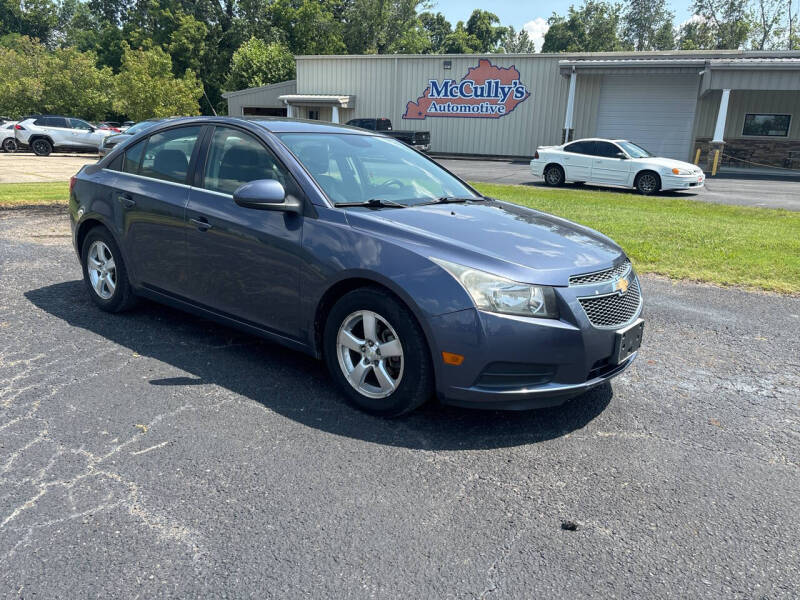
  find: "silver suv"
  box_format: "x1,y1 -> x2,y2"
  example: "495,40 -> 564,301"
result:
14,116 -> 111,156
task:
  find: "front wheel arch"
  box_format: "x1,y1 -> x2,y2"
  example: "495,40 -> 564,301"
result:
634,170 -> 661,195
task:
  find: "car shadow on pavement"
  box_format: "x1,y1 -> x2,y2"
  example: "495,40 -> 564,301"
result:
26,281 -> 612,451
524,181 -> 700,198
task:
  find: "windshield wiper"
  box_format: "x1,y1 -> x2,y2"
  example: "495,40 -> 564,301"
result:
333,198 -> 408,209
416,196 -> 486,206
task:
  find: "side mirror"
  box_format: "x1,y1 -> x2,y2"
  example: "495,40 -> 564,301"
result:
615,152 -> 628,159
233,179 -> 302,213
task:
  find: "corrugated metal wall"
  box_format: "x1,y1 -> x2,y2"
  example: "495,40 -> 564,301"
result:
296,55 -> 572,156
694,90 -> 800,140
225,80 -> 297,116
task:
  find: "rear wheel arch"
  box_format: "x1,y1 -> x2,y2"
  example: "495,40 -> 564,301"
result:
543,163 -> 565,186
28,134 -> 55,145
75,218 -> 131,278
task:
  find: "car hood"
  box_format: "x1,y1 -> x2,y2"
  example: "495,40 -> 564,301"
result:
631,156 -> 700,171
345,200 -> 624,286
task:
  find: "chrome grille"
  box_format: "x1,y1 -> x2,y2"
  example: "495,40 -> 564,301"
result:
569,260 -> 631,286
578,278 -> 642,328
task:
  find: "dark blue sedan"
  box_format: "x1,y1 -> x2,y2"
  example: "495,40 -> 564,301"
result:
69,117 -> 644,416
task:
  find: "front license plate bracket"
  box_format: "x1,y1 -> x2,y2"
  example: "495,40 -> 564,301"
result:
612,318 -> 644,365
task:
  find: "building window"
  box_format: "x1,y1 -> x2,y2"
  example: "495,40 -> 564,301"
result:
742,114 -> 791,137
308,109 -> 320,120
243,107 -> 287,117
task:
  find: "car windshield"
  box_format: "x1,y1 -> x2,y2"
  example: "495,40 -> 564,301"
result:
276,132 -> 477,206
125,121 -> 158,135
617,141 -> 653,158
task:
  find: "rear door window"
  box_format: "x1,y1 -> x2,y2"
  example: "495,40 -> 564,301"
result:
69,119 -> 94,130
564,141 -> 592,154
122,140 -> 145,174
139,126 -> 201,184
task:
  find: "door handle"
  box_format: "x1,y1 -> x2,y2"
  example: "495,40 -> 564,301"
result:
190,217 -> 212,231
117,194 -> 136,209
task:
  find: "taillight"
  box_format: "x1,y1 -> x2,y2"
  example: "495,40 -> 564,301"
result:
533,150 -> 540,159
69,176 -> 77,193
14,124 -> 24,130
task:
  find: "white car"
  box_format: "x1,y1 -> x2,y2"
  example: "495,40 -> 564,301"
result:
530,138 -> 705,195
14,115 -> 112,156
1,121 -> 18,152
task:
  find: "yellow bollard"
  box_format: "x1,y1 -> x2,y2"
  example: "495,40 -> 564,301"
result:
694,148 -> 701,165
711,149 -> 720,176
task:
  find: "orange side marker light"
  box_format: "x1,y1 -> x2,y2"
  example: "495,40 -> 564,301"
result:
442,352 -> 464,366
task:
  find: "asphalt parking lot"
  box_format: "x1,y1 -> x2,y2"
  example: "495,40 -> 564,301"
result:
1,206 -> 799,598
437,158 -> 800,212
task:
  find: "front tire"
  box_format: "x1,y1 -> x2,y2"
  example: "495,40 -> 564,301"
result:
81,226 -> 136,312
635,171 -> 661,195
2,138 -> 16,153
31,138 -> 52,156
323,287 -> 433,417
544,164 -> 565,187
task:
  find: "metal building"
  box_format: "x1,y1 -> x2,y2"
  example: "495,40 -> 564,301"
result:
225,50 -> 800,166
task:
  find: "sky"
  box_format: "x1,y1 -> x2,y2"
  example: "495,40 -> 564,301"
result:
430,0 -> 696,52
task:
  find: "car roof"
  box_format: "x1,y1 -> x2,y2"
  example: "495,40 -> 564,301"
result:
141,115 -> 377,135
566,138 -> 629,144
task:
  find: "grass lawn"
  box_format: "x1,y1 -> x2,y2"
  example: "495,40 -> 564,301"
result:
474,183 -> 800,295
1,181 -> 798,294
0,182 -> 69,207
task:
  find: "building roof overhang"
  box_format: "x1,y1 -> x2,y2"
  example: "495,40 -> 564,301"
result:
279,94 -> 354,108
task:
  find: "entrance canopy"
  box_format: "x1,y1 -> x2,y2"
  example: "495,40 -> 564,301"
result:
278,94 -> 355,123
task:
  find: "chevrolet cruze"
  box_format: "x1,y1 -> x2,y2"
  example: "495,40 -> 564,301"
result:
69,117 -> 644,416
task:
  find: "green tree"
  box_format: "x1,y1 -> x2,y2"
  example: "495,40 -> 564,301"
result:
749,0 -> 785,48
342,0 -> 424,54
225,37 -> 295,91
418,12 -> 452,53
269,0 -> 346,54
441,21 -> 482,53
113,44 -> 202,120
0,36 -> 111,119
542,1 -> 628,52
465,9 -> 507,52
677,17 -> 715,48
623,0 -> 675,50
0,0 -> 58,46
692,0 -> 752,48
499,26 -> 537,53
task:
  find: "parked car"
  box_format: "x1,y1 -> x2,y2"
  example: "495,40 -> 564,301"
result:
15,115 -> 112,156
531,138 -> 705,195
346,118 -> 431,152
96,121 -> 122,132
1,121 -> 18,152
70,117 -> 643,416
0,116 -> 15,125
98,118 -> 168,156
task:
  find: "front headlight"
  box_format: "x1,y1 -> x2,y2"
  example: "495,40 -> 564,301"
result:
431,258 -> 559,319
671,167 -> 691,175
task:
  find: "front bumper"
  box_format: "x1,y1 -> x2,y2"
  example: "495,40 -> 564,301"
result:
662,172 -> 705,190
428,280 -> 642,410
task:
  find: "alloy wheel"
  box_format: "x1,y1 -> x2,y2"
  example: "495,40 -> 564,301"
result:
638,173 -> 658,194
2,138 -> 16,152
545,167 -> 562,185
86,240 -> 117,300
336,310 -> 404,399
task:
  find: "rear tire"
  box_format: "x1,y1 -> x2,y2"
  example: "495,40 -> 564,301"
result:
2,138 -> 16,153
323,287 -> 433,417
544,164 -> 565,187
31,138 -> 52,157
635,171 -> 661,195
81,226 -> 137,312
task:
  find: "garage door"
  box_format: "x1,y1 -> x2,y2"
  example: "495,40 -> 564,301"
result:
596,74 -> 698,160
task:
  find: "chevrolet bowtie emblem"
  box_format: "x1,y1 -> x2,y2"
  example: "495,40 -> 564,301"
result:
615,277 -> 629,293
